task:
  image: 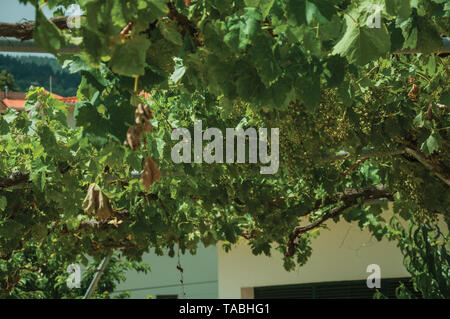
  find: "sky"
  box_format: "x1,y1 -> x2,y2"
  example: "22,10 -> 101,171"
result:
0,0 -> 68,56
0,0 -> 53,23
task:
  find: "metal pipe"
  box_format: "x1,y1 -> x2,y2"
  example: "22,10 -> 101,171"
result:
83,252 -> 112,299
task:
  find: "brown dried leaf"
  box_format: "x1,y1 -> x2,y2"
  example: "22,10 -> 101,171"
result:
135,103 -> 154,125
107,217 -> 123,228
135,116 -> 142,125
142,119 -> 153,133
137,103 -> 154,120
142,158 -> 161,191
82,183 -> 114,221
120,22 -> 133,40
142,162 -> 153,192
137,103 -> 145,115
149,159 -> 161,184
408,84 -> 420,101
144,107 -> 154,120
135,106 -> 143,120
126,125 -> 142,150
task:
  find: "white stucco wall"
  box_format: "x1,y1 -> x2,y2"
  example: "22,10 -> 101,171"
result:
218,209 -> 414,299
114,244 -> 218,299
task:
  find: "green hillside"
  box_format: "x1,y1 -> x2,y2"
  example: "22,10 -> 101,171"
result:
0,54 -> 80,96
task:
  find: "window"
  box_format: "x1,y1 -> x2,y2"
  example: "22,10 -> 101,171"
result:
254,277 -> 421,299
156,295 -> 178,299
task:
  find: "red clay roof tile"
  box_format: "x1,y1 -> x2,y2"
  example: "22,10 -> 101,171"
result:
0,91 -> 78,112
3,98 -> 26,110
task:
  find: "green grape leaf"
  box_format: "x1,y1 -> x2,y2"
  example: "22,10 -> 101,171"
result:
385,0 -> 412,19
110,36 -> 151,77
245,0 -> 275,19
159,20 -> 183,47
421,132 -> 441,155
333,15 -> 390,65
0,116 -> 9,134
0,196 -> 6,211
33,8 -> 65,55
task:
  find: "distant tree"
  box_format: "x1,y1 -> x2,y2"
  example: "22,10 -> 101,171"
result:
0,55 -> 80,96
0,70 -> 19,92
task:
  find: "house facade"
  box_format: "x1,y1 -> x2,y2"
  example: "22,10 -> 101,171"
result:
114,206 -> 441,299
218,207 -> 446,299
218,209 -> 407,299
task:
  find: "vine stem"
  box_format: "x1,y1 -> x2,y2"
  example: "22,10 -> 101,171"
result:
344,12 -> 358,25
177,244 -> 187,298
134,76 -> 139,93
356,65 -> 379,84
319,148 -> 406,163
321,147 -> 449,186
404,147 -> 450,187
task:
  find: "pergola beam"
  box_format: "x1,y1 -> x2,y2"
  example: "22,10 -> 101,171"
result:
0,16 -> 71,41
0,17 -> 449,55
